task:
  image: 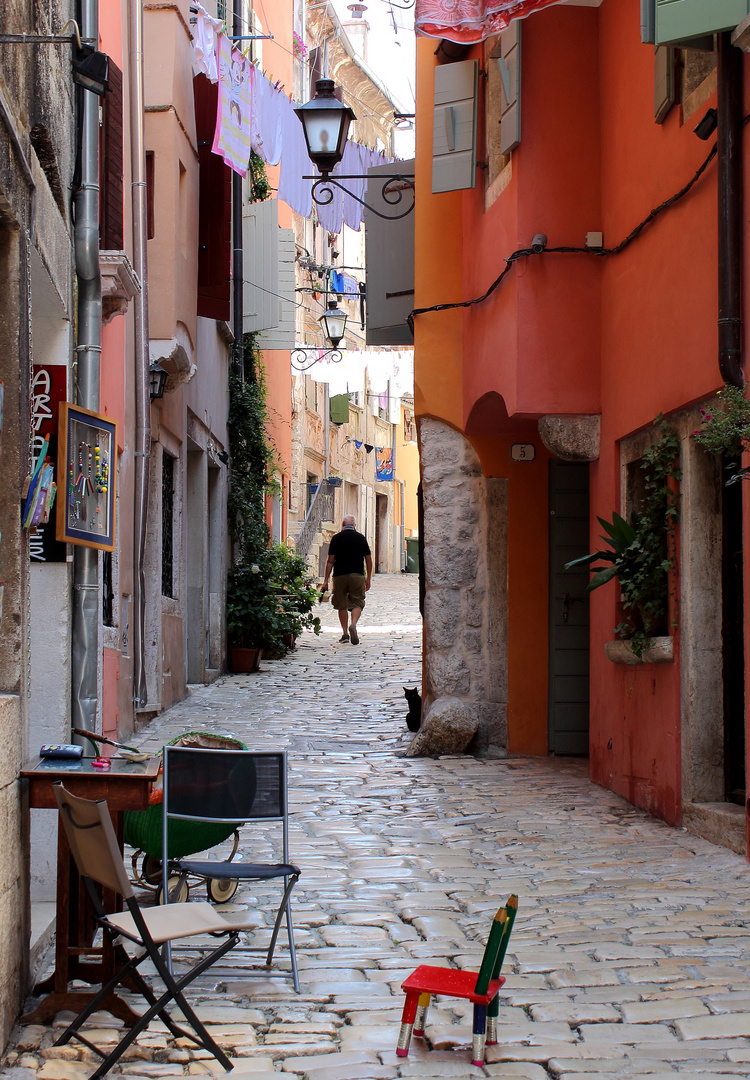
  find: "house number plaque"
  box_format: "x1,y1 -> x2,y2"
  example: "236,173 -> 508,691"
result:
511,443 -> 535,462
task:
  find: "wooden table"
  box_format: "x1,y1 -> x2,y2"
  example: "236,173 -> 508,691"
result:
20,755 -> 160,1025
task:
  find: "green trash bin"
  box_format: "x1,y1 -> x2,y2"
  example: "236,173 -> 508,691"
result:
405,536 -> 419,574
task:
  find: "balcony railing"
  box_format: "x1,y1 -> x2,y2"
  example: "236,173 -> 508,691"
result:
296,479 -> 335,561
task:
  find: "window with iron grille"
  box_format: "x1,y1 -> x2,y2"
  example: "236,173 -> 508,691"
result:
103,551 -> 114,625
162,453 -> 174,597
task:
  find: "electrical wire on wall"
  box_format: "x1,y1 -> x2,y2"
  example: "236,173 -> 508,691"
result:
408,140 -> 719,333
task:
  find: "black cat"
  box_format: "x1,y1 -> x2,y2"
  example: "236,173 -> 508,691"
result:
404,686 -> 422,732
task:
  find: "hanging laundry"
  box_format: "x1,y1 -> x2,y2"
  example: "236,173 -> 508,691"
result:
212,36 -> 253,177
341,273 -> 360,296
314,167 -> 344,234
191,2 -> 222,82
340,141 -> 367,231
250,70 -> 285,165
278,94 -> 312,217
376,446 -> 394,481
364,443 -> 374,454
330,269 -> 345,294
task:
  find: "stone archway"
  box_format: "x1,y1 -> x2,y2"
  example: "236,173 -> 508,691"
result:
408,418 -> 507,756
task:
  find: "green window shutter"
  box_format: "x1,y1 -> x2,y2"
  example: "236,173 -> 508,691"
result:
498,22 -> 521,155
432,59 -> 479,194
330,394 -> 350,426
655,0 -> 749,44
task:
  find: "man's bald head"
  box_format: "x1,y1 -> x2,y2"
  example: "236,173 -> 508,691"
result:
342,515 -> 356,528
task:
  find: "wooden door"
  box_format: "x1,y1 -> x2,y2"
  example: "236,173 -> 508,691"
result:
548,461 -> 590,755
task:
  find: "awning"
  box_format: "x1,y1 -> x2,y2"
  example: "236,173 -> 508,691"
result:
415,0 -> 562,44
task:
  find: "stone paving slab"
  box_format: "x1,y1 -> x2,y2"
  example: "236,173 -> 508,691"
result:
6,575 -> 750,1078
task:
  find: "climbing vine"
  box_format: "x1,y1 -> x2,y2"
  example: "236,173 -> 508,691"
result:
249,151 -> 271,204
227,334 -> 279,566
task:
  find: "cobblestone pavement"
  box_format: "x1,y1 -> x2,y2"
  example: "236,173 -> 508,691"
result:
6,574 -> 750,1080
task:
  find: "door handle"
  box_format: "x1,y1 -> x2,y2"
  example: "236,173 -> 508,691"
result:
562,592 -> 583,624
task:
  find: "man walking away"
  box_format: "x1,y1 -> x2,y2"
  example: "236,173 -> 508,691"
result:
322,515 -> 372,644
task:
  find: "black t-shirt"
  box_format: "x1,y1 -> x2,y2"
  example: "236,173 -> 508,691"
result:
328,528 -> 371,576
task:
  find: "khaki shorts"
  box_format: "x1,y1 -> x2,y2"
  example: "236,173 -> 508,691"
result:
331,573 -> 366,611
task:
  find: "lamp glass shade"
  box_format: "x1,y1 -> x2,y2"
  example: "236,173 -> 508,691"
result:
149,362 -> 168,401
319,301 -> 348,349
295,79 -> 356,174
73,47 -> 109,96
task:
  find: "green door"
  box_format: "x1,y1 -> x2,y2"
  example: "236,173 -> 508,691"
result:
548,461 -> 590,756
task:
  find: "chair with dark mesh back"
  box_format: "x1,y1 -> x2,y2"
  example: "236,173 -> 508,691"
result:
51,782 -> 254,1079
161,745 -> 301,992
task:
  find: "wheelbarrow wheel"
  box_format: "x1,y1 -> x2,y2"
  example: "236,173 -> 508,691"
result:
207,877 -> 239,904
141,854 -> 162,887
156,872 -> 189,906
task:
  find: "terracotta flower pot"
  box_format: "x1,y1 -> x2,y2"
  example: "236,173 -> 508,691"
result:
230,647 -> 262,673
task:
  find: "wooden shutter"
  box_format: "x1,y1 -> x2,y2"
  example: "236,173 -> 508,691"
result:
365,159 -> 415,346
194,74 -> 231,321
496,22 -> 521,156
101,59 -> 124,250
655,0 -> 749,44
256,228 -> 295,348
432,59 -> 478,194
329,394 -> 350,426
243,198 -> 280,333
641,0 -> 655,42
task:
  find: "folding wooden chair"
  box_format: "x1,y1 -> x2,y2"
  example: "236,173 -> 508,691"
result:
161,745 -> 302,991
396,894 -> 518,1067
51,782 -> 258,1079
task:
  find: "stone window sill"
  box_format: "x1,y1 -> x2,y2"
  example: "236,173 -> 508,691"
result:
604,636 -> 674,665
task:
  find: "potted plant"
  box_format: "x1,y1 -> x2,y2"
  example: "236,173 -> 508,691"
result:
226,545 -> 321,670
565,419 -> 680,662
693,383 -> 750,483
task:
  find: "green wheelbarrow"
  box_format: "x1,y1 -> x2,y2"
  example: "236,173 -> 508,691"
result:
124,731 -> 250,904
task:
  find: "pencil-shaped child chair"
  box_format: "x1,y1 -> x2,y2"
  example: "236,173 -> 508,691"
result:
486,893 -> 517,1046
397,894 -> 518,1067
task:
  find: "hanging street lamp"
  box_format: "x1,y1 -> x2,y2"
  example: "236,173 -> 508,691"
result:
294,78 -> 415,220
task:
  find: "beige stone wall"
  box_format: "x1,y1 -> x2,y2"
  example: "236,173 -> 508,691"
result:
420,418 -> 508,752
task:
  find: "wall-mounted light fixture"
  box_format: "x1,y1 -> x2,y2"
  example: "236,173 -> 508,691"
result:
148,361 -> 168,402
295,79 -> 415,220
73,43 -> 109,95
291,299 -> 349,371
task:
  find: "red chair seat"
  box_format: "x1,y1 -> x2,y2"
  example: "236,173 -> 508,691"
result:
402,966 -> 505,1005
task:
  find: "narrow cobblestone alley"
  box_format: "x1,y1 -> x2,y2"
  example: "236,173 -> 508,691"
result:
7,575 -> 750,1080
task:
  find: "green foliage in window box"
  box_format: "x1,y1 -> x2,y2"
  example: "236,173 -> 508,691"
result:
693,383 -> 750,483
565,418 -> 680,660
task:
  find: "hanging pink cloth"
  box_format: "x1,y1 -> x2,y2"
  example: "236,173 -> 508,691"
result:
415,0 -> 560,44
212,35 -> 253,177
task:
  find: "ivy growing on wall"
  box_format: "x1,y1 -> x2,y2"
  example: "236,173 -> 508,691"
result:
227,334 -> 278,566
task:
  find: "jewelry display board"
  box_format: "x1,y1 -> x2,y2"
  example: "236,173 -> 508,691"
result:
56,403 -> 117,552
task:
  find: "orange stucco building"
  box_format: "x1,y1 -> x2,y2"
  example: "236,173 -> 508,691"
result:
414,0 -> 750,854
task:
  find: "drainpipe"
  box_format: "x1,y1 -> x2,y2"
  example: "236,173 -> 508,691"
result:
232,1 -> 244,378
130,0 -> 150,709
717,31 -> 743,388
71,0 -> 102,741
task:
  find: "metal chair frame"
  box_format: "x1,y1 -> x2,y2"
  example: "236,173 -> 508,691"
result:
161,745 -> 301,991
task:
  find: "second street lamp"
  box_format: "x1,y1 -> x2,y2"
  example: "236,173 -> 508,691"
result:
319,299 -> 348,349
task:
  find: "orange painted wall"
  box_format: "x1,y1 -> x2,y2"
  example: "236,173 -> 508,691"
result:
414,0 -> 749,818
